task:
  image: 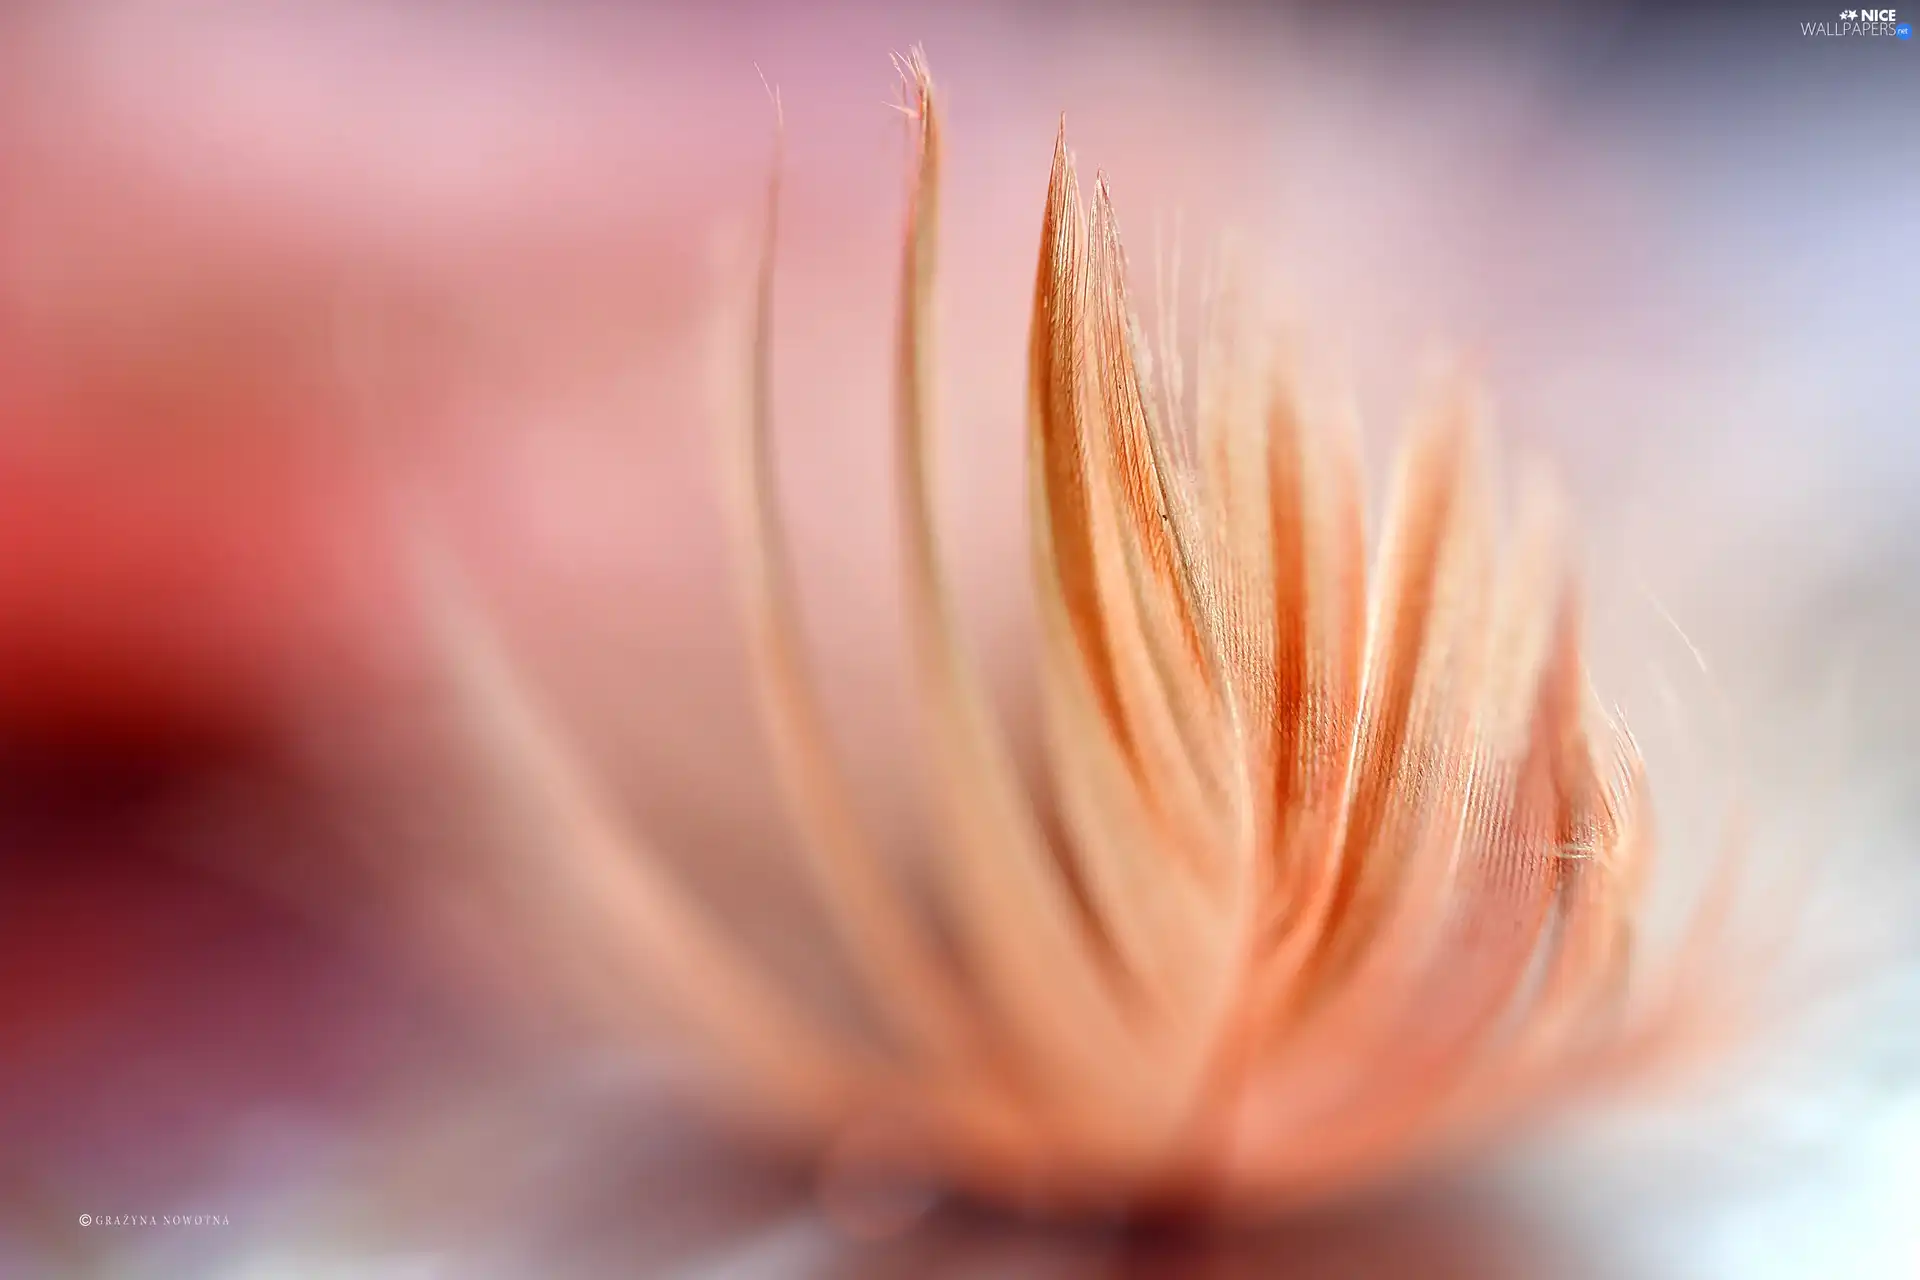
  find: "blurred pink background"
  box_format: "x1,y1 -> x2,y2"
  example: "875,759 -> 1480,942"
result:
1,1 -> 1914,1275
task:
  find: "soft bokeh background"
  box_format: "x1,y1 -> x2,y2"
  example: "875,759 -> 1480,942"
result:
0,0 -> 1914,1275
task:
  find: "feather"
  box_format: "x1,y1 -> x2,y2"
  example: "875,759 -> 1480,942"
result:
427,48 -> 1767,1220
